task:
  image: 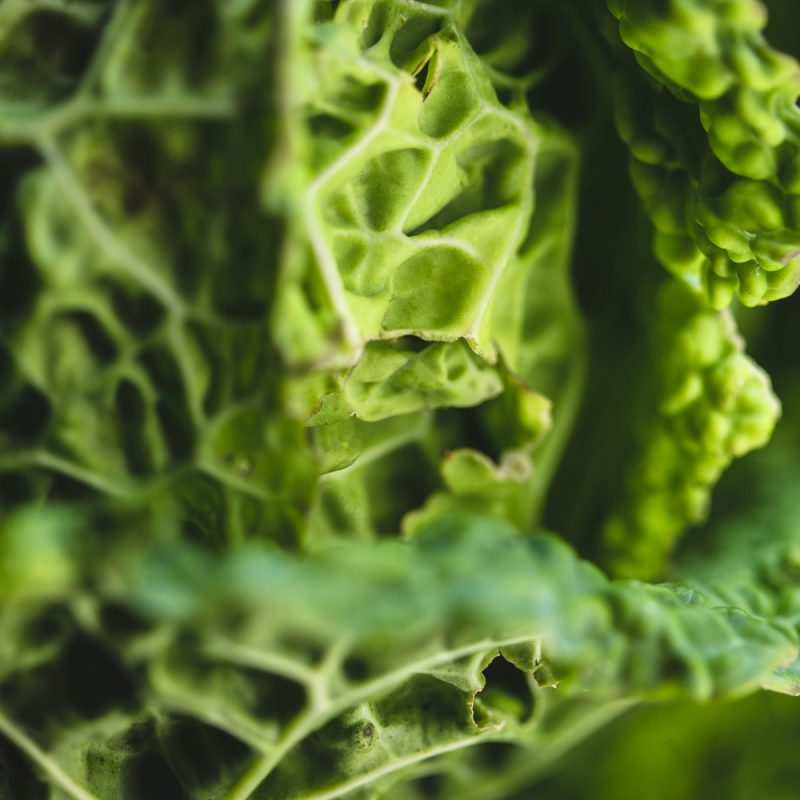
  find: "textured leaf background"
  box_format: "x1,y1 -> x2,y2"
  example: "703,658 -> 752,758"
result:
1,1 -> 799,798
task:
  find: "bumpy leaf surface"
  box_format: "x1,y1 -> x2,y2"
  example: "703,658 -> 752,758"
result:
0,1 -> 798,798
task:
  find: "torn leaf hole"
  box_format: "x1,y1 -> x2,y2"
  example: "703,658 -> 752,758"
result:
414,56 -> 432,97
474,655 -> 535,726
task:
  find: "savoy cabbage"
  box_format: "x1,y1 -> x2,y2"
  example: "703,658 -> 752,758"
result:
1,0 -> 800,797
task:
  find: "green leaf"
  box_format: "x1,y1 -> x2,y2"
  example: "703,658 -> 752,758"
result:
611,0 -> 800,307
